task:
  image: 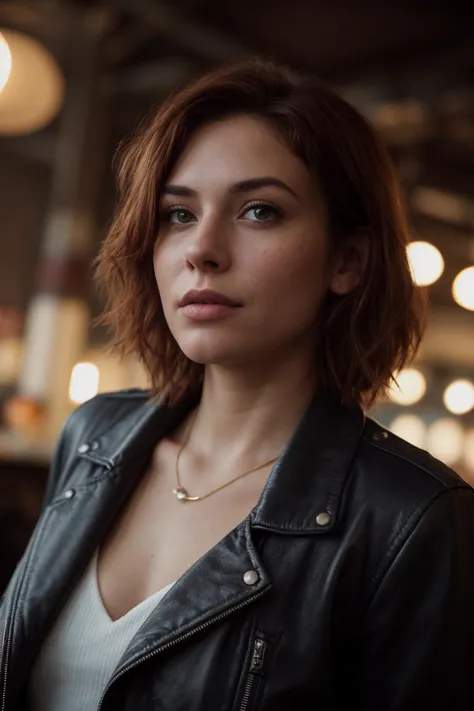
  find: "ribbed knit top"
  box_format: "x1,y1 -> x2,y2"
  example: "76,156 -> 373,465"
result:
28,550 -> 174,710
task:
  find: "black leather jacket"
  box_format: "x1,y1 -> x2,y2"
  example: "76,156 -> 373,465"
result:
2,389 -> 474,711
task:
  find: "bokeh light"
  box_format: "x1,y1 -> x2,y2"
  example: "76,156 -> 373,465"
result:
388,368 -> 426,406
389,414 -> 427,448
0,29 -> 64,135
69,363 -> 99,405
0,32 -> 12,92
452,266 -> 474,311
443,379 -> 474,415
426,418 -> 464,465
407,241 -> 444,286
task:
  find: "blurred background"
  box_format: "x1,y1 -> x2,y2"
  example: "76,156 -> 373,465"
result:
0,0 -> 473,585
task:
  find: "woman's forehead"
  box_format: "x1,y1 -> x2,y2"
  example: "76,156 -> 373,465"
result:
166,114 -> 313,195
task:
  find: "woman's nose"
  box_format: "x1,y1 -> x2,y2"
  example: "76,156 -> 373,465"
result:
185,216 -> 232,273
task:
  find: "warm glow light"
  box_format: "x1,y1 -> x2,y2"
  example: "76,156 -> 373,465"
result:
0,33 -> 12,92
407,241 -> 444,286
452,266 -> 474,311
388,368 -> 426,406
412,187 -> 471,225
443,379 -> 474,415
0,29 -> 64,135
69,362 -> 99,405
390,414 -> 427,448
427,418 -> 464,465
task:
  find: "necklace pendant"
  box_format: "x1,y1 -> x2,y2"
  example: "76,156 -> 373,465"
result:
173,487 -> 189,501
172,487 -> 201,502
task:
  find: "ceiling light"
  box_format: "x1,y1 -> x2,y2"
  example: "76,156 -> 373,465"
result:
0,32 -> 12,92
443,379 -> 474,415
0,29 -> 64,135
388,368 -> 426,406
452,266 -> 474,311
407,241 -> 444,286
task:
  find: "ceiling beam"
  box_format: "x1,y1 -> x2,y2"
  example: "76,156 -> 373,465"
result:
110,0 -> 250,63
109,58 -> 194,94
103,23 -> 156,65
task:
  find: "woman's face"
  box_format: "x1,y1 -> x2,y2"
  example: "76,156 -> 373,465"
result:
154,114 -> 355,369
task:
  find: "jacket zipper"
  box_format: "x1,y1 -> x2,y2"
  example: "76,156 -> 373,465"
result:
1,561 -> 34,711
1,565 -> 30,711
239,637 -> 267,711
96,588 -> 269,711
0,602 -> 15,711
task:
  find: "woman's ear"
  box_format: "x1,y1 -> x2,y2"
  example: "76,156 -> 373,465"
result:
329,229 -> 370,296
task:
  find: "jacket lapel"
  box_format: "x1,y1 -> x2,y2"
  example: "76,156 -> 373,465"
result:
110,517 -> 271,679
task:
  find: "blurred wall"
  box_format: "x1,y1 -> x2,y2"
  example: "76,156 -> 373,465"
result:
0,152 -> 49,309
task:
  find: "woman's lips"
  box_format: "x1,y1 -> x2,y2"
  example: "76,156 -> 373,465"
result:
181,303 -> 241,320
179,288 -> 243,320
179,288 -> 242,308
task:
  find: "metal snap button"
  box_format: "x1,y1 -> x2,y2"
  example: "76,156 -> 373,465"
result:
315,511 -> 332,527
63,489 -> 75,500
243,570 -> 259,586
373,430 -> 389,442
90,441 -> 100,451
78,443 -> 90,454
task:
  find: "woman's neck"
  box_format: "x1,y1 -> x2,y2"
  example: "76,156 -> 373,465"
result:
184,355 -> 316,469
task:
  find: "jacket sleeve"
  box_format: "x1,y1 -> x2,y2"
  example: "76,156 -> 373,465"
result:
356,486 -> 474,711
0,415 -> 72,606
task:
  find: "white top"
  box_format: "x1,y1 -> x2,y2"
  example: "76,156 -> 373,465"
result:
28,550 -> 175,711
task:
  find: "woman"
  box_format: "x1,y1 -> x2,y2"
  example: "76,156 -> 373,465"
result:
2,60 -> 473,711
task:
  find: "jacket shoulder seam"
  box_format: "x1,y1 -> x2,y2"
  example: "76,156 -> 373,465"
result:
363,424 -> 463,491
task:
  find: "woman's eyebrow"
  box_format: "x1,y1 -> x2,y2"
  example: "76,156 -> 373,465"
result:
231,177 -> 298,199
161,176 -> 299,199
161,184 -> 196,197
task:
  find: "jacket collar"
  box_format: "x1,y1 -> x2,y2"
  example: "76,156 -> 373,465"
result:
251,391 -> 365,533
80,388 -> 365,535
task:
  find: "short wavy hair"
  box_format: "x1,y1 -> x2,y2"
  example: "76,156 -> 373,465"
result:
95,59 -> 426,407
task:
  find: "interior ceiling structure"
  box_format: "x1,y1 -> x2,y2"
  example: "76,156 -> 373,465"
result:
0,0 -> 473,354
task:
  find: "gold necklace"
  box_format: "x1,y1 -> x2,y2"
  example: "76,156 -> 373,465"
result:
172,413 -> 280,502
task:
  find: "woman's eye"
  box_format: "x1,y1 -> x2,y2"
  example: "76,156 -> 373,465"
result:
167,208 -> 195,224
243,204 -> 280,222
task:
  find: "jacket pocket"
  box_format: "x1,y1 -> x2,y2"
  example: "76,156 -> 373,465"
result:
236,633 -> 271,711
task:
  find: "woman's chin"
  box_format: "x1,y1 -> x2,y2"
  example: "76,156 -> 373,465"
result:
178,339 -> 250,367
181,349 -> 239,366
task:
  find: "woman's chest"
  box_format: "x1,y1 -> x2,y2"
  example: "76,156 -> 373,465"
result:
96,460 -> 267,621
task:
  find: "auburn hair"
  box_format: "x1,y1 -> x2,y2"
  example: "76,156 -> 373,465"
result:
95,59 -> 426,407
